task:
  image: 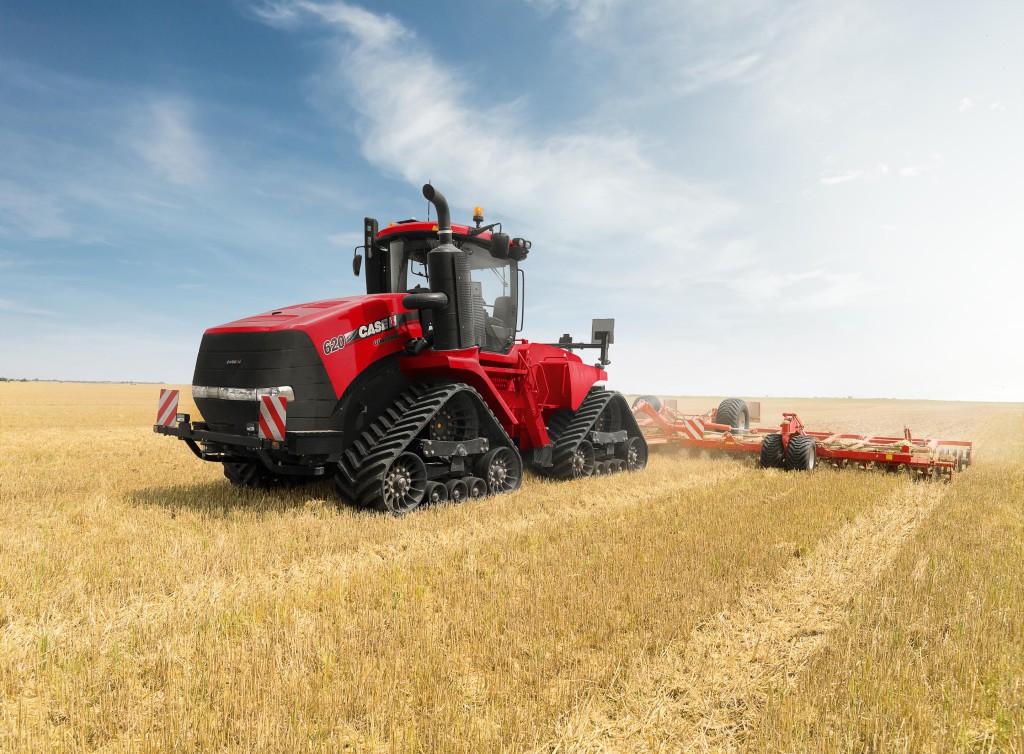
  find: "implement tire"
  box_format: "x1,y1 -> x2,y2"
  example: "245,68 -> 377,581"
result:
631,395 -> 662,412
716,398 -> 749,431
785,434 -> 817,472
759,433 -> 785,469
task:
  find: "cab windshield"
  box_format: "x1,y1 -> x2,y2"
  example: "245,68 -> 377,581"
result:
386,236 -> 519,353
464,242 -> 518,353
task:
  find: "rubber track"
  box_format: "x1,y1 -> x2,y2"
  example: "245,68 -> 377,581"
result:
335,383 -> 516,511
549,389 -> 645,480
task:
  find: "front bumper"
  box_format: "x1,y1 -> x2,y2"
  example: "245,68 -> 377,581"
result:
154,413 -> 342,477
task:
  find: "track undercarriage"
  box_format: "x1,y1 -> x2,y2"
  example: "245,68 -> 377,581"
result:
219,385 -> 648,515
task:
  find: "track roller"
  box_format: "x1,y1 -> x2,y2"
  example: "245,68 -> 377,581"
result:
424,480 -> 448,505
466,476 -> 488,500
445,478 -> 468,503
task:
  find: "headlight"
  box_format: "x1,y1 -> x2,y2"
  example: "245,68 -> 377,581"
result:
192,385 -> 295,401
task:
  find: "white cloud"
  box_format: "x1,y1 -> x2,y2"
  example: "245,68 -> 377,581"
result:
522,0 -> 622,39
0,179 -> 73,238
819,163 -> 888,186
958,97 -> 973,112
820,170 -> 862,186
257,0 -> 733,267
131,99 -> 207,185
898,153 -> 944,178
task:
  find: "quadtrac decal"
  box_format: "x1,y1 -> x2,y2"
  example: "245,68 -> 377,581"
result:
323,313 -> 415,355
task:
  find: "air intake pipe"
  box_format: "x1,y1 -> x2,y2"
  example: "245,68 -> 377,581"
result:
409,184 -> 476,351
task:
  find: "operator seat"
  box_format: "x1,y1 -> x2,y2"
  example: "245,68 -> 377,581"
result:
484,296 -> 515,353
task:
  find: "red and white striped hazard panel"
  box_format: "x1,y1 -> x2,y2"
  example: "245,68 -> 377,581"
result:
156,389 -> 179,427
258,395 -> 287,441
679,417 -> 705,440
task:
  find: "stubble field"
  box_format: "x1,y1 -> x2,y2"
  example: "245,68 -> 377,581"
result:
1,383 -> 1021,752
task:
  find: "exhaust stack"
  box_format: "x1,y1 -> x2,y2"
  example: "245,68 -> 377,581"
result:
422,184 -> 452,244
409,184 -> 475,350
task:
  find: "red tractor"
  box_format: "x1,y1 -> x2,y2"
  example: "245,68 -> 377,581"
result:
155,185 -> 647,513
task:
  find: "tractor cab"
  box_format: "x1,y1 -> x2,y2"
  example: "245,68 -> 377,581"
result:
354,204 -> 530,354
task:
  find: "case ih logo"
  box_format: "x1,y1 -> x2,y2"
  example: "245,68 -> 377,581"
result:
323,314 -> 404,355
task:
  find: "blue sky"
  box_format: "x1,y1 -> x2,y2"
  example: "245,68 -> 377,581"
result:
1,0 -> 1021,400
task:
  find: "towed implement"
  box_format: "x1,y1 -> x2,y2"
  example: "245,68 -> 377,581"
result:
155,185 -> 647,513
632,396 -> 973,481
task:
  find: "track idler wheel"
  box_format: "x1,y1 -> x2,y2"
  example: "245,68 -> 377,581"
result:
618,436 -> 648,472
785,434 -> 817,471
568,440 -> 595,479
594,461 -> 608,476
476,447 -> 523,495
759,433 -> 785,469
381,452 -> 428,514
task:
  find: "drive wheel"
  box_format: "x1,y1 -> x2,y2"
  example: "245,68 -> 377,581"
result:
381,452 -> 428,514
569,440 -> 595,479
785,434 -> 816,471
428,393 -> 479,441
593,400 -> 623,433
476,447 -> 523,495
223,461 -> 275,489
760,433 -> 785,469
619,436 -> 648,472
716,398 -> 749,431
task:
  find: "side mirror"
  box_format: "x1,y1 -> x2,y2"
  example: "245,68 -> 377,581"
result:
490,232 -> 510,259
402,291 -> 449,311
352,253 -> 362,277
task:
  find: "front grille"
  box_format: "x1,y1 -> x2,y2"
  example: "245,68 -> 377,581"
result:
192,331 -> 337,433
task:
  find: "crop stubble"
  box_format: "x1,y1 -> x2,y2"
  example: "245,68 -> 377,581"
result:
0,383 -> 1018,752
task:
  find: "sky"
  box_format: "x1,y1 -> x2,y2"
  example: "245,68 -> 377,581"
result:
0,0 -> 1021,401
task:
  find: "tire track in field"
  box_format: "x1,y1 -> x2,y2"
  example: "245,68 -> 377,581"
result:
545,480 -> 946,753
0,460 -> 747,752
134,462 -> 747,622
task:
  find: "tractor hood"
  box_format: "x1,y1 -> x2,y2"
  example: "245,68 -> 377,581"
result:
193,294 -> 422,431
207,294 -> 408,335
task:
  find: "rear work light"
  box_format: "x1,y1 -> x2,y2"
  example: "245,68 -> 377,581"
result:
192,385 -> 295,402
